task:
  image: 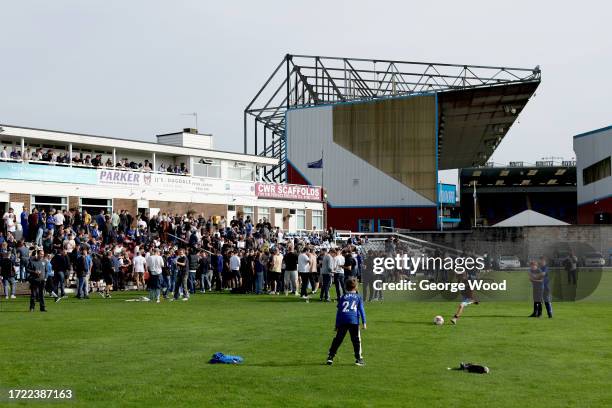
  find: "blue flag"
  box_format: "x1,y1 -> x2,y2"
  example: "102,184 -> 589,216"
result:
307,158 -> 323,169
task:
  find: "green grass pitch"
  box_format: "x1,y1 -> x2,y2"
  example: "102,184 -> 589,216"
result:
1,281 -> 611,407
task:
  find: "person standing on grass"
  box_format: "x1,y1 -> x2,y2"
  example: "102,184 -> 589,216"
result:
343,248 -> 356,279
111,250 -> 121,293
187,247 -> 200,294
268,248 -> 283,295
51,248 -> 70,298
563,252 -> 578,285
362,251 -> 375,302
146,248 -> 164,303
539,257 -> 553,318
240,249 -> 254,293
308,247 -> 319,295
75,247 -> 92,299
172,248 -> 189,301
254,250 -> 265,294
333,249 -> 346,301
43,253 -> 59,301
101,251 -> 114,298
211,248 -> 223,292
298,247 -> 311,299
133,250 -> 147,291
528,260 -> 544,318
283,246 -> 299,296
319,248 -> 334,302
229,250 -> 242,290
326,277 -> 366,366
1,250 -> 17,299
198,250 -> 211,293
26,250 -> 47,312
165,249 -> 178,297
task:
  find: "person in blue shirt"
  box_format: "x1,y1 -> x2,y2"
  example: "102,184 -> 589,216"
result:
46,212 -> 56,234
326,277 -> 366,366
20,207 -> 29,241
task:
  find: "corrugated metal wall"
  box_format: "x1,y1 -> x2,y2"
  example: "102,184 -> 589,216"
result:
333,96 -> 437,201
286,97 -> 437,208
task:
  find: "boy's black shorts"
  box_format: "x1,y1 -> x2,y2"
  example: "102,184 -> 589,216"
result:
310,272 -> 319,283
268,271 -> 281,282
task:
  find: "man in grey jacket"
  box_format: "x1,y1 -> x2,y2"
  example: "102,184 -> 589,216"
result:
319,248 -> 336,302
26,250 -> 47,312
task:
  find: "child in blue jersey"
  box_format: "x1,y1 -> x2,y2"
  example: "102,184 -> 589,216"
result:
326,277 -> 366,366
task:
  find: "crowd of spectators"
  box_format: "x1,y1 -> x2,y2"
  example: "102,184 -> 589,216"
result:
0,145 -> 189,175
0,205 -> 370,311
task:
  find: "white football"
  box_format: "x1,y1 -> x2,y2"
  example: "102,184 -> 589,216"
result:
433,315 -> 444,325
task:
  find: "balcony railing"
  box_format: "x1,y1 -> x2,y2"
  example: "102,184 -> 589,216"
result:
0,157 -> 192,177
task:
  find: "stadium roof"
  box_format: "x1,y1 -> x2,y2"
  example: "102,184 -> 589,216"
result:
459,163 -> 576,194
245,54 -> 541,182
437,82 -> 540,169
492,209 -> 569,227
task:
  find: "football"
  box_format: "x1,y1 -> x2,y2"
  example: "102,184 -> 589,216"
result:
434,315 -> 445,325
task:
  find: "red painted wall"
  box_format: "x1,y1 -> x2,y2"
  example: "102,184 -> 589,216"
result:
578,197 -> 612,224
287,162 -> 310,186
327,205 -> 437,231
287,162 -> 437,230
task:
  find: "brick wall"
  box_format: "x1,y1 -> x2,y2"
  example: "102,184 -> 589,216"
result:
9,193 -> 30,210
68,196 -> 79,210
113,199 -> 137,221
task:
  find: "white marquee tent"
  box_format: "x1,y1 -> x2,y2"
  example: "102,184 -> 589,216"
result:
492,209 -> 569,227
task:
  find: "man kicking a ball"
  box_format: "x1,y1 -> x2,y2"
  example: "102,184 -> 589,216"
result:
326,277 -> 366,366
450,274 -> 479,325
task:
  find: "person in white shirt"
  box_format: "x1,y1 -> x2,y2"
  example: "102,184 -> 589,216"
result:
334,250 -> 346,300
54,211 -> 65,227
3,208 -> 16,234
298,247 -> 311,298
145,248 -> 164,302
132,251 -> 147,291
0,146 -> 8,160
63,234 -> 76,253
229,251 -> 241,289
137,218 -> 147,231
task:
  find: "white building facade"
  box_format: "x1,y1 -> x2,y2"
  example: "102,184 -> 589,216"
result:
0,124 -> 324,232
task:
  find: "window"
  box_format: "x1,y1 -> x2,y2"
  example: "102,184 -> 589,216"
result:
583,157 -> 611,186
80,198 -> 112,216
243,206 -> 254,222
296,209 -> 306,230
258,207 -> 270,222
378,219 -> 394,232
358,219 -> 374,232
192,160 -> 221,178
228,165 -> 255,181
312,210 -> 323,230
31,195 -> 67,213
